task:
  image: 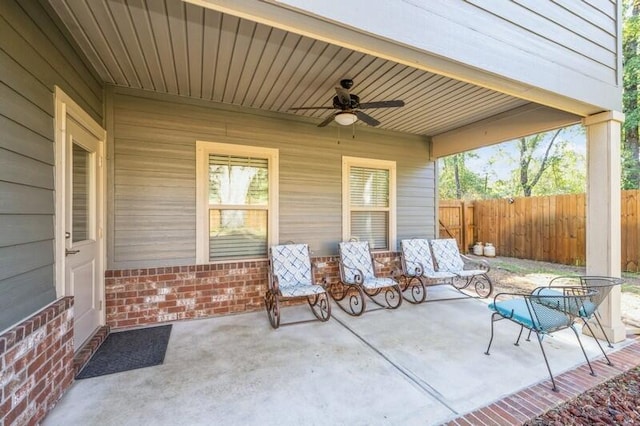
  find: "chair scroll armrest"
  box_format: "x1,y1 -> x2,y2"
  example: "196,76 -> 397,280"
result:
460,254 -> 490,272
373,257 -> 403,279
268,272 -> 280,293
340,263 -> 364,285
311,260 -> 329,288
403,259 -> 424,277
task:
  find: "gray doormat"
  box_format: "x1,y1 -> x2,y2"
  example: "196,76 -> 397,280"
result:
76,324 -> 172,379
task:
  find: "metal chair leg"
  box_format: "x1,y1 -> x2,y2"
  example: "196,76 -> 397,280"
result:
485,312 -> 499,355
570,325 -> 596,376
514,325 -> 524,346
592,313 -> 614,349
534,331 -> 558,392
582,319 -> 613,366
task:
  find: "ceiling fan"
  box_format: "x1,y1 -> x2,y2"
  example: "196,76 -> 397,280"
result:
289,79 -> 405,127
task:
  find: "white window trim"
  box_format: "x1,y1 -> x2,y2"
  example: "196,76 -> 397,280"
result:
196,141 -> 279,264
342,156 -> 396,251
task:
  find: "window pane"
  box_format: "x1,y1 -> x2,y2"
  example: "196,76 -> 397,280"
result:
72,144 -> 90,242
209,209 -> 267,261
351,211 -> 388,250
209,155 -> 268,205
350,167 -> 389,208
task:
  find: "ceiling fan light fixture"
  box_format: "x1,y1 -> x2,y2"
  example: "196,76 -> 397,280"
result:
334,112 -> 358,126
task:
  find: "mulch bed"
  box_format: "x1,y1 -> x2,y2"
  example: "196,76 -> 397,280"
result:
526,365 -> 640,425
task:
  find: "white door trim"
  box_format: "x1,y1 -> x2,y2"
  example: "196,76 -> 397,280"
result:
54,87 -> 106,320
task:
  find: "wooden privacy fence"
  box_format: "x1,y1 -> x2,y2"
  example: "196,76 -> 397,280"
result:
438,200 -> 475,251
439,190 -> 640,272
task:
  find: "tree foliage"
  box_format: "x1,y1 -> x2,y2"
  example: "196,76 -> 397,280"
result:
439,126 -> 586,200
438,152 -> 486,200
622,0 -> 640,189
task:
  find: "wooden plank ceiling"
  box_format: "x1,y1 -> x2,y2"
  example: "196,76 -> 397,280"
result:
47,0 -> 529,136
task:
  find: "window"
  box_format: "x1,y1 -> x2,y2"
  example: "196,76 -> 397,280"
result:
197,142 -> 278,263
342,156 -> 396,251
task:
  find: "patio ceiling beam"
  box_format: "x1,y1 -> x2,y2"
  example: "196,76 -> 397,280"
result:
185,0 -> 616,117
429,104 -> 581,158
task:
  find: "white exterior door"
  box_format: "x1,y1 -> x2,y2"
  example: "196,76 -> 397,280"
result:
64,117 -> 103,348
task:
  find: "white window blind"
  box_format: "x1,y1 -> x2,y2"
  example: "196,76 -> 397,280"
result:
349,166 -> 390,250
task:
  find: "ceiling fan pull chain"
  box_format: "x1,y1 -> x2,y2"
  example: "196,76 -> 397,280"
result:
352,122 -> 356,138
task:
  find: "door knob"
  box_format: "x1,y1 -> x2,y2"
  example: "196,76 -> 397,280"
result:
65,249 -> 80,256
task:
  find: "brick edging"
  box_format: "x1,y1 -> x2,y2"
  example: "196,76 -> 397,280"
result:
446,340 -> 640,425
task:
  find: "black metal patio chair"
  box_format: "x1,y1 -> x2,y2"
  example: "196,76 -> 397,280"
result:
533,275 -> 623,349
485,286 -> 601,391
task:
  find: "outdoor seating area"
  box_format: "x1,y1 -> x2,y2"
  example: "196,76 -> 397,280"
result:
43,287 -> 634,426
399,238 -> 493,303
269,238 -> 494,322
263,241 -> 624,397
485,275 -> 622,392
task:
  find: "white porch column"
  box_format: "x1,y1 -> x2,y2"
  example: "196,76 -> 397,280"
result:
583,110 -> 625,343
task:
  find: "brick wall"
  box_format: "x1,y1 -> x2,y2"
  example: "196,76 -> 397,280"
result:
105,253 -> 400,329
0,297 -> 75,426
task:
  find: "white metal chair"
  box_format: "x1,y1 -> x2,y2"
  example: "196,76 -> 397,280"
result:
399,238 -> 457,303
429,238 -> 493,298
329,240 -> 402,316
264,243 -> 331,328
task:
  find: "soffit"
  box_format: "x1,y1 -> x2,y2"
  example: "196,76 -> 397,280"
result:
47,0 -> 531,136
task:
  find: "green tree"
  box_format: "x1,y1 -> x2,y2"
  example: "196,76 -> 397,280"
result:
516,129 -> 565,196
438,153 -> 486,199
622,0 -> 640,189
488,125 -> 586,197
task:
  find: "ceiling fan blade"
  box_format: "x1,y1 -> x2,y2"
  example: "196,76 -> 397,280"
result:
358,100 -> 405,109
289,106 -> 335,110
317,114 -> 336,127
335,87 -> 351,106
355,110 -> 380,127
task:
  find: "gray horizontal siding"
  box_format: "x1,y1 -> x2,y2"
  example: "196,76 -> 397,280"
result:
274,0 -> 621,111
0,266 -> 57,331
0,0 -> 103,331
109,88 -> 435,268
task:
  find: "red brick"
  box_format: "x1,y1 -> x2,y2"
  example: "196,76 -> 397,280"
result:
4,397 -> 26,426
26,353 -> 46,377
494,400 -> 528,423
467,409 -> 494,425
0,396 -> 11,418
453,417 -> 474,426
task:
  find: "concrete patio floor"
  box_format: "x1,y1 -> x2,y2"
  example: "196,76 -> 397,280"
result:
43,287 -> 631,426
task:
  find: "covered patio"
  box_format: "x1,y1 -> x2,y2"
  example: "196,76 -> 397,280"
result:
0,1 -> 628,425
44,287 -> 637,425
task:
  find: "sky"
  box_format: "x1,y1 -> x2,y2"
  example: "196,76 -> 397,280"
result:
462,124 -> 587,183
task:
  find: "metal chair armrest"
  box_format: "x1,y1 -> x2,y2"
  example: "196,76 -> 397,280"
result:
548,275 -> 581,288
268,272 -> 280,293
460,254 -> 491,272
310,260 -> 329,288
339,262 -> 364,285
403,259 -> 424,277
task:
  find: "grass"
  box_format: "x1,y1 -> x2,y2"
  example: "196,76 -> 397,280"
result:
490,260 -> 566,276
623,283 -> 640,296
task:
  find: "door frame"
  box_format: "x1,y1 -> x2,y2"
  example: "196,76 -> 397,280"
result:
54,87 -> 106,322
